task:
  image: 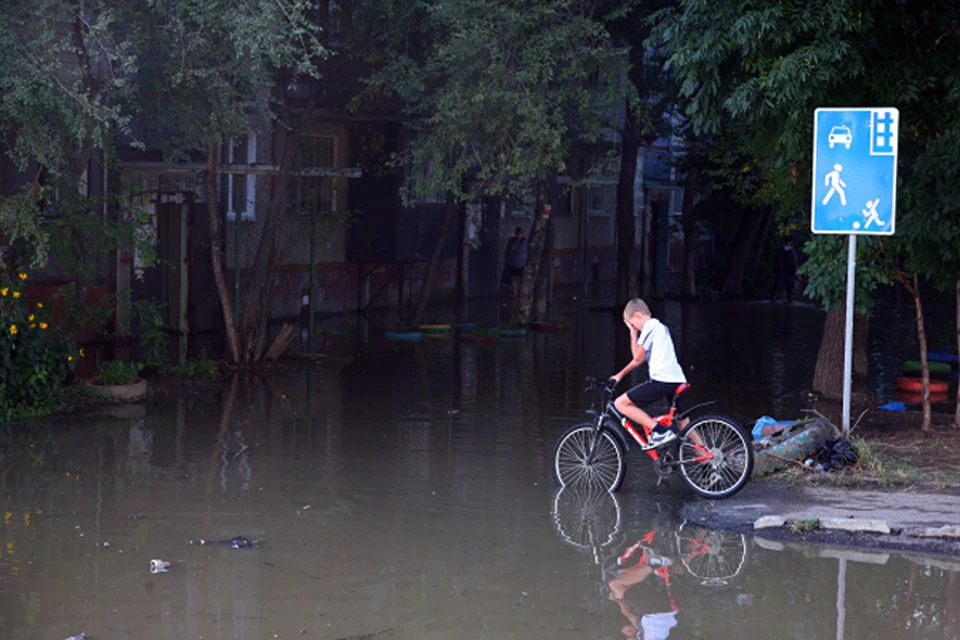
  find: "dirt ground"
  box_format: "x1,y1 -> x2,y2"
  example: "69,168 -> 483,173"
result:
777,392 -> 960,494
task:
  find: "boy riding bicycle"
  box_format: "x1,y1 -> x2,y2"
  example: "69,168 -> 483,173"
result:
609,299 -> 689,449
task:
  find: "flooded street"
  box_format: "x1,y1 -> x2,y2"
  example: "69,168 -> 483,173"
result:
2,299 -> 958,639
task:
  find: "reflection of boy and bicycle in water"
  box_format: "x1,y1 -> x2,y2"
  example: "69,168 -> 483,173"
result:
552,486 -> 747,639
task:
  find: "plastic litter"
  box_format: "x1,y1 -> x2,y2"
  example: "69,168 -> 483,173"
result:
879,402 -> 906,411
813,438 -> 860,472
751,415 -> 797,440
150,559 -> 172,574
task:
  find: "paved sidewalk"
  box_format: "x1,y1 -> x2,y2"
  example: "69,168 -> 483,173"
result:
681,481 -> 960,556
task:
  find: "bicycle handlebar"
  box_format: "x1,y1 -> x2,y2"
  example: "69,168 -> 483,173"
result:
585,376 -> 617,395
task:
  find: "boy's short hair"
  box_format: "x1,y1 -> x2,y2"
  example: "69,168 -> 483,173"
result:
623,298 -> 651,318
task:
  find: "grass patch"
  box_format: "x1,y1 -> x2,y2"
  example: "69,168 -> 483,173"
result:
789,518 -> 821,534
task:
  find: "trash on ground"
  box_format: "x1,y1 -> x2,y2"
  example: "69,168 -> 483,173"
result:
62,635 -> 90,640
150,559 -> 172,573
187,536 -> 262,548
805,438 -> 859,473
751,415 -> 804,440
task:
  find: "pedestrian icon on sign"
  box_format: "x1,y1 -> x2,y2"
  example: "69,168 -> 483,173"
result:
822,164 -> 847,206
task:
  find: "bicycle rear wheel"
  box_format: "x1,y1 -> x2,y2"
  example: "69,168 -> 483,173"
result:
677,414 -> 753,499
675,522 -> 747,586
553,423 -> 625,493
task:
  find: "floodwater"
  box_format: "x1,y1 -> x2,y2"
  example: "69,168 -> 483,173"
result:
2,298 -> 958,639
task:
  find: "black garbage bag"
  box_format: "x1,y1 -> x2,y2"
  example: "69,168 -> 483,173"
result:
815,438 -> 859,472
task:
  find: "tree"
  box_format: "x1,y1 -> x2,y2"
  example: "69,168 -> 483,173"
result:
0,0 -> 139,267
132,0 -> 327,363
358,0 -> 623,326
653,1 -> 960,428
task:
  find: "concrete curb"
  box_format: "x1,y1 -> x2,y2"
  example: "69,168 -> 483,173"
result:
753,515 -> 960,539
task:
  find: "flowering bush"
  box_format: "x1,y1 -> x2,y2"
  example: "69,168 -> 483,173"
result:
0,272 -> 79,418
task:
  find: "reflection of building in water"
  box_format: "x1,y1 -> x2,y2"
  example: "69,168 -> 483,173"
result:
126,418 -> 155,476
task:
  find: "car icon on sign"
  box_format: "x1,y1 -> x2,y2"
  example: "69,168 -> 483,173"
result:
828,125 -> 852,149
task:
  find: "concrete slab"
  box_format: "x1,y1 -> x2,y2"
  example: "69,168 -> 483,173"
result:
819,517 -> 891,534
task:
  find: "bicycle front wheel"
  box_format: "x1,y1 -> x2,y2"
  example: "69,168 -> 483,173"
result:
553,423 -> 625,493
677,414 -> 753,499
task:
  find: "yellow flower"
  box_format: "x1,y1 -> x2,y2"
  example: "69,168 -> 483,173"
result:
29,324 -> 35,329
36,302 -> 43,309
68,355 -> 74,362
28,315 -> 34,322
39,322 -> 47,330
12,291 -> 20,299
9,325 -> 16,335
17,273 -> 26,281
79,348 -> 86,358
1,288 -> 7,297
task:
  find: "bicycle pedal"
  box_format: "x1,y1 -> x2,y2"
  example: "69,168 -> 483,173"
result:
656,476 -> 667,487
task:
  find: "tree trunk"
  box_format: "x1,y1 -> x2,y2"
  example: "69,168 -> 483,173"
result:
411,191 -> 456,328
238,126 -> 298,362
903,272 -> 932,432
517,197 -> 549,325
681,143 -> 701,299
812,308 -> 870,398
615,96 -> 639,306
956,279 -> 959,428
533,219 -> 553,320
721,207 -> 766,298
205,142 -> 241,362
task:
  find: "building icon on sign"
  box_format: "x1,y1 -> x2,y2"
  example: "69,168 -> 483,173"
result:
870,110 -> 897,156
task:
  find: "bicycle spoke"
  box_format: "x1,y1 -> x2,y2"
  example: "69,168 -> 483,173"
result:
554,425 -> 624,493
678,416 -> 753,498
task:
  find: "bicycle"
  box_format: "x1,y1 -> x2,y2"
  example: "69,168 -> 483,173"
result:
552,376 -> 754,498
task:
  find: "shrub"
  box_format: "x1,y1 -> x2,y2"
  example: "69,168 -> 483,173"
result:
93,360 -> 143,386
0,272 -> 78,418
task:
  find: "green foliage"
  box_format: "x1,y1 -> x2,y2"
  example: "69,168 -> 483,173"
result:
0,271 -> 78,419
653,0 -> 960,309
129,298 -> 170,370
93,360 -> 142,386
357,0 -> 623,203
798,236 -> 889,314
168,359 -> 219,380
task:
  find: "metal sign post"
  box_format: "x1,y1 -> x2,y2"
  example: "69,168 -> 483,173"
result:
811,107 -> 899,434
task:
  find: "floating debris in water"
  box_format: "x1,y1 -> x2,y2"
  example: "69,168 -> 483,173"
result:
150,559 -> 172,574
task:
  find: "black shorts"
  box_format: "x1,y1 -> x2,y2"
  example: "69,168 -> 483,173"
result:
505,266 -> 523,279
625,380 -> 686,413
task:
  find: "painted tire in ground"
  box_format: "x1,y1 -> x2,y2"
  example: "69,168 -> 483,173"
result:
896,390 -> 948,404
385,331 -> 423,342
529,322 -> 565,332
896,377 -> 948,393
450,321 -> 479,329
928,349 -> 959,366
902,360 -> 951,375
498,328 -> 528,337
419,324 -> 451,333
86,378 -> 148,402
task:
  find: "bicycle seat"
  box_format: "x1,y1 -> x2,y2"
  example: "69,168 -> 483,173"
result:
674,383 -> 690,396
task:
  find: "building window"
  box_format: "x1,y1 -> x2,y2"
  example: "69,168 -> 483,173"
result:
291,135 -> 337,215
509,191 -> 535,218
587,183 -> 615,217
220,134 -> 257,221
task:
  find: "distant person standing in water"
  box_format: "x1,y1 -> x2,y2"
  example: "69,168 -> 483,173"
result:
503,226 -> 528,304
772,236 -> 798,303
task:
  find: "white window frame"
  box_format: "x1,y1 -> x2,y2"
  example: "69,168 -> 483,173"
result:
223,133 -> 257,221
587,181 -> 616,217
294,134 -> 339,216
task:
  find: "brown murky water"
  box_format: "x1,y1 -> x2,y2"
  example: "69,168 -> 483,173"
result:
2,300 -> 957,639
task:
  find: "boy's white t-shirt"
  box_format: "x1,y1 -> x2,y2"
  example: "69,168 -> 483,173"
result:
638,318 -> 686,383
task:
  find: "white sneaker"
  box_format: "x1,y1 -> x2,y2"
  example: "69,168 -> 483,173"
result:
643,428 -> 678,450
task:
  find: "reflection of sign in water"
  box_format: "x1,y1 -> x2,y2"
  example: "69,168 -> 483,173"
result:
812,108 -> 898,236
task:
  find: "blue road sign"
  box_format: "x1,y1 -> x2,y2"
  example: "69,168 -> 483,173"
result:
812,107 -> 898,235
